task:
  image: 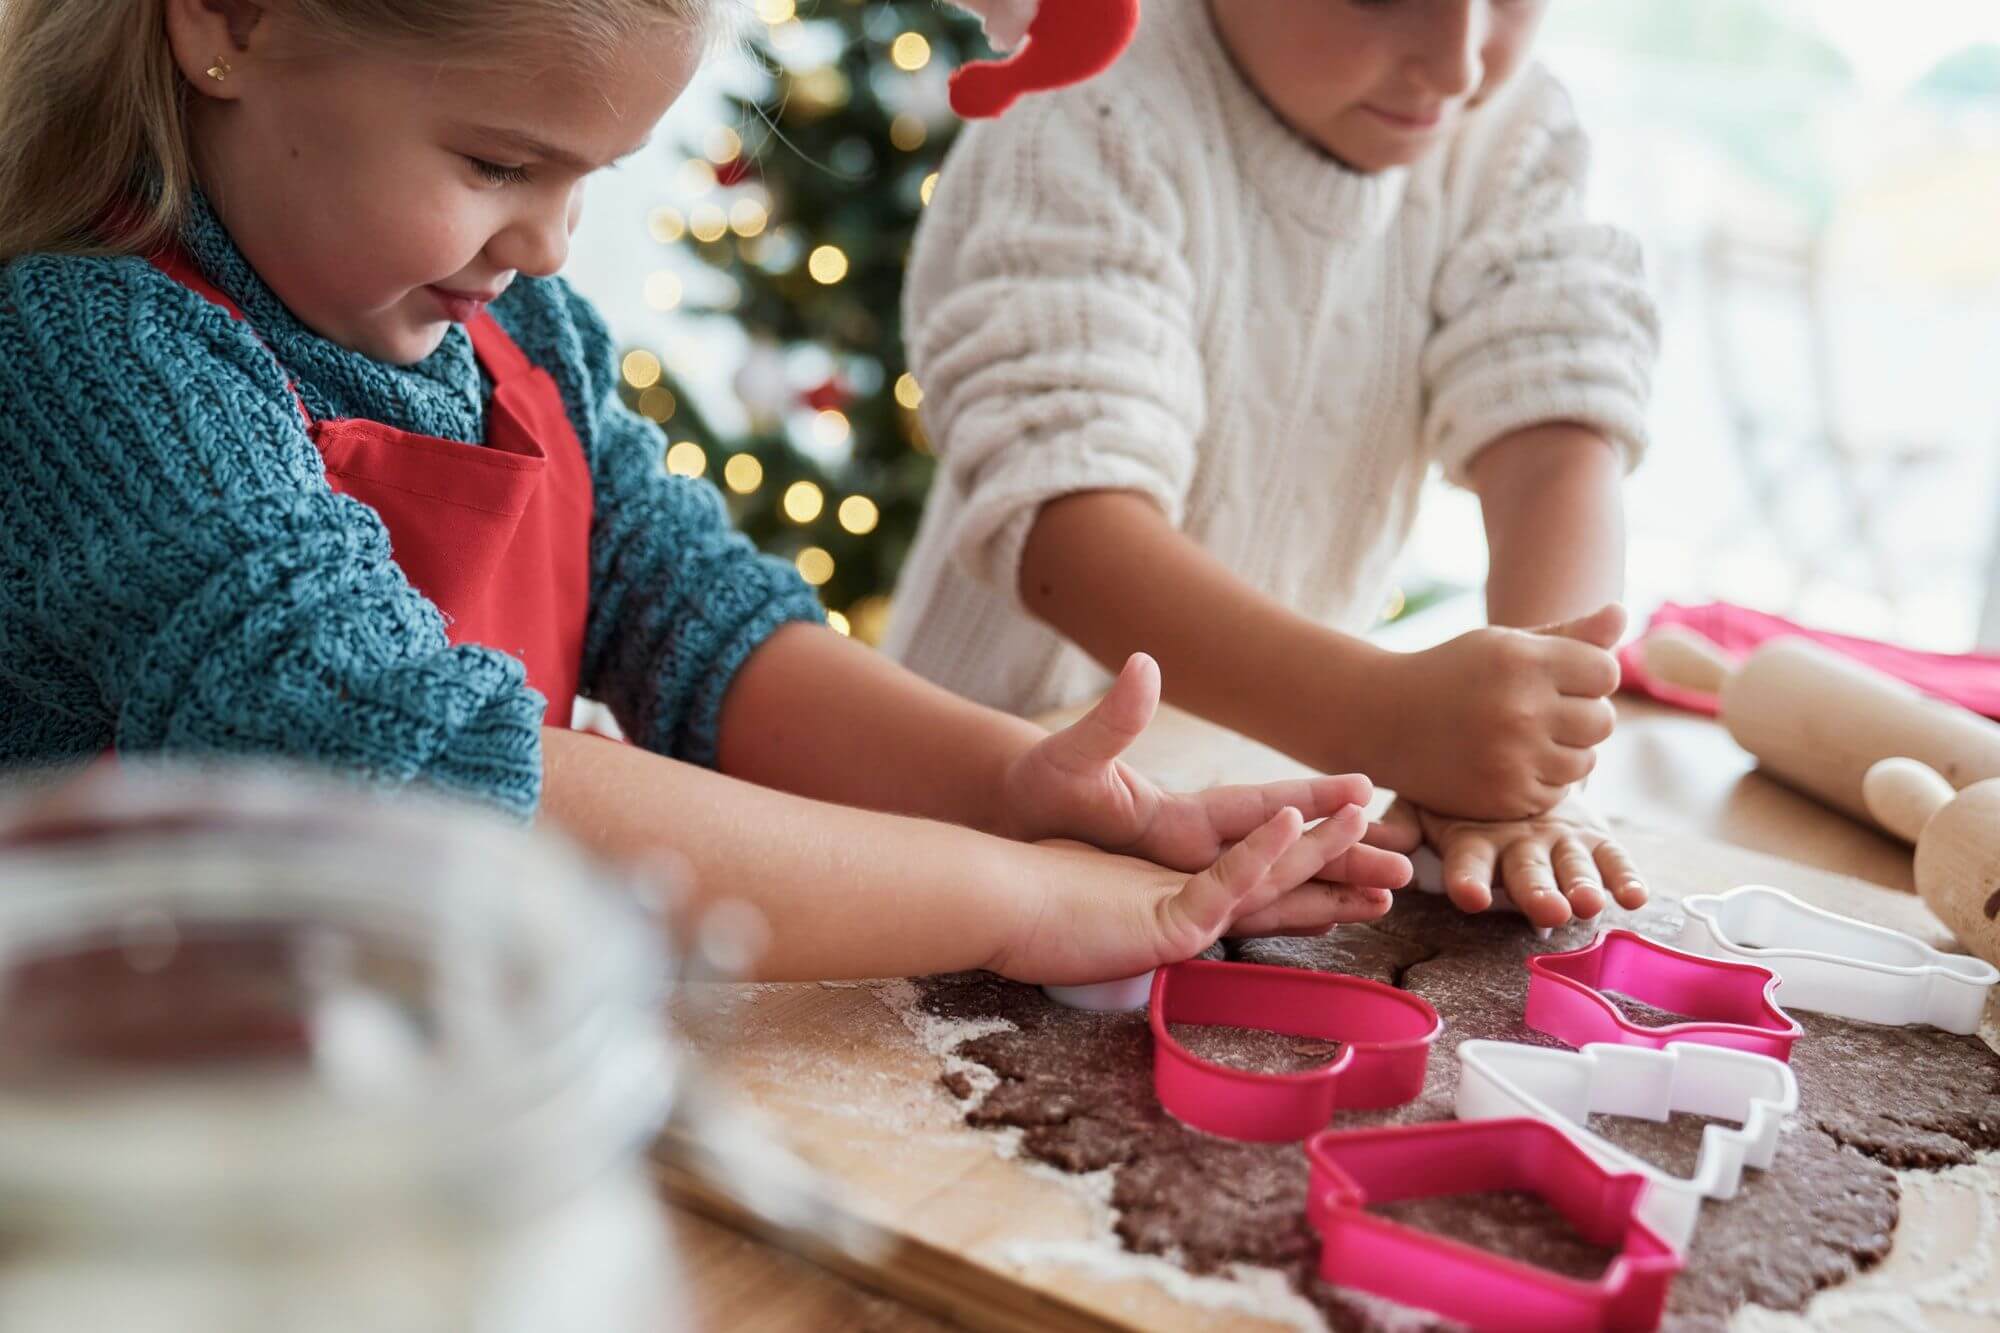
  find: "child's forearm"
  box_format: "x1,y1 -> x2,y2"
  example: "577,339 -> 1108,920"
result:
1469,424 -> 1627,629
714,621 -> 1044,835
1018,489 -> 1398,779
539,726 -> 1032,980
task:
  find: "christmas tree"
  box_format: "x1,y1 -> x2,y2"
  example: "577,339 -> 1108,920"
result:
617,0 -> 983,642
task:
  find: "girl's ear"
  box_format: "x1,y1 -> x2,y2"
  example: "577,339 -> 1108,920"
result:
161,0 -> 268,103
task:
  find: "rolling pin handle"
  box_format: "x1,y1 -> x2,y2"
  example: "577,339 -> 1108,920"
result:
1863,757 -> 1955,845
1640,625 -> 1736,696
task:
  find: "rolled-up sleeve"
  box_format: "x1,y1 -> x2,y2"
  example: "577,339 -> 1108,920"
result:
905,93 -> 1206,603
1421,68 -> 1660,488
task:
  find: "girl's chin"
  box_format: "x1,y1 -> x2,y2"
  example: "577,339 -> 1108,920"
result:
348,319 -> 450,367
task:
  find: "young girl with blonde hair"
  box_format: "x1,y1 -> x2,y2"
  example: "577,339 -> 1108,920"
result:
0,0 -> 1414,983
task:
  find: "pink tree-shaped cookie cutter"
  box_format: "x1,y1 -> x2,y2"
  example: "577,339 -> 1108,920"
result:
1307,1118 -> 1683,1332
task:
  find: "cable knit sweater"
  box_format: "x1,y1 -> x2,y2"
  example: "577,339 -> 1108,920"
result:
0,195 -> 822,818
886,0 -> 1659,717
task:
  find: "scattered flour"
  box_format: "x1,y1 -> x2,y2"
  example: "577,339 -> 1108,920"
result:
873,977 -> 1014,1104
870,978 -> 1343,1332
1734,1151 -> 2000,1332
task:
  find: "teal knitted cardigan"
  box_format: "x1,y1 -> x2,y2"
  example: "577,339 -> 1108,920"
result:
0,197 -> 824,818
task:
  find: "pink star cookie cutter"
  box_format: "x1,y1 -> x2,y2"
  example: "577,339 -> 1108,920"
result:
1306,1118 -> 1683,1332
1526,929 -> 1803,1062
1148,959 -> 1442,1143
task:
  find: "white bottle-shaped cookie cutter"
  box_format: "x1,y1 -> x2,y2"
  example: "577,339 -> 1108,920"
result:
1455,1039 -> 1797,1254
1676,884 -> 1997,1034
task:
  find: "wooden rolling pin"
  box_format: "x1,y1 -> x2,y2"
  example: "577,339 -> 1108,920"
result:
1642,626 -> 2000,834
1864,758 -> 2000,969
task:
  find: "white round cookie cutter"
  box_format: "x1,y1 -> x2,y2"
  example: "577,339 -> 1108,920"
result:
1676,883 -> 1997,1035
1042,972 -> 1155,1012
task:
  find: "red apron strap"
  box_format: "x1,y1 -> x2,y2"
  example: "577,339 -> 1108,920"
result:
465,312 -> 535,383
148,247 -> 243,318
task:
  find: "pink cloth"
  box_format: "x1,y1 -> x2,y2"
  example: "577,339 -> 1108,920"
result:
1619,602 -> 2000,721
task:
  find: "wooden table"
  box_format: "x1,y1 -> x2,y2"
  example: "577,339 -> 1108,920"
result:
662,697 -> 1993,1332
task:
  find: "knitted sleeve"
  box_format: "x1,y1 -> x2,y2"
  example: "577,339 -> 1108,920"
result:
1420,66 -> 1660,488
0,256 -> 546,816
902,89 -> 1206,604
533,280 -> 826,766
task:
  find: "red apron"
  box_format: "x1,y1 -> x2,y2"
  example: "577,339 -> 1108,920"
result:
150,250 -> 592,726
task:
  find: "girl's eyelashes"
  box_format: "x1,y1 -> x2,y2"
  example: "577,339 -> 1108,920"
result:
466,156 -> 532,186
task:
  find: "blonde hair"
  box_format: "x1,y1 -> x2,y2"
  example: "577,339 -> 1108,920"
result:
0,0 -> 733,264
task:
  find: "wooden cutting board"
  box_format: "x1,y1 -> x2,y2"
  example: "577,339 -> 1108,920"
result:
658,710 -> 2000,1332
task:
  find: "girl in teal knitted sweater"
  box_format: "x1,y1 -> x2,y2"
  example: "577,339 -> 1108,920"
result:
0,0 -> 1415,983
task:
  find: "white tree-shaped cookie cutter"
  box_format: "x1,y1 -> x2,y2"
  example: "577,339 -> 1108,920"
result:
1454,1039 -> 1798,1254
1676,884 -> 1997,1034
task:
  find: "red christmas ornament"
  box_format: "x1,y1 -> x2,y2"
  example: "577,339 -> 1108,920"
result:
948,0 -> 1140,120
802,377 -> 851,412
715,157 -> 757,188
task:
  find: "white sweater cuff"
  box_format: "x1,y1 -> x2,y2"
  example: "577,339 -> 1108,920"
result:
948,419 -> 1190,607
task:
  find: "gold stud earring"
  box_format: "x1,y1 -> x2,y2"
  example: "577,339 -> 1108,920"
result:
205,56 -> 232,82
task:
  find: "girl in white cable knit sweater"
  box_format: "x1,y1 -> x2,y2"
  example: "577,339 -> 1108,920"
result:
896,0 -> 1662,928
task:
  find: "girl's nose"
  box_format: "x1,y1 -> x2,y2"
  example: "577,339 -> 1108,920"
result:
1411,0 -> 1486,100
492,189 -> 581,279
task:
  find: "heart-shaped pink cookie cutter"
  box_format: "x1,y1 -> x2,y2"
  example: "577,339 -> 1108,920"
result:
1149,959 -> 1442,1142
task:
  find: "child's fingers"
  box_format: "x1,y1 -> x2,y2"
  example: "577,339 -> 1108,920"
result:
1360,818 -> 1421,853
1192,773 -> 1373,843
1317,842 -> 1413,889
1593,838 -> 1649,909
1551,697 -> 1617,749
1551,835 -> 1606,919
1160,805 -> 1304,944
1540,602 -> 1627,653
1544,744 -> 1598,787
1216,805 -> 1369,929
1549,641 -> 1622,698
1262,805 -> 1369,895
1500,839 -> 1573,929
1298,773 -> 1375,819
1043,653 -> 1159,772
1228,884 -> 1393,936
1441,834 -> 1500,914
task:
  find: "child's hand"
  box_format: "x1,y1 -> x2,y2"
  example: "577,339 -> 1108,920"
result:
988,803 -> 1393,985
1404,793 -> 1648,931
1384,604 -> 1625,821
1001,653 -> 1418,884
